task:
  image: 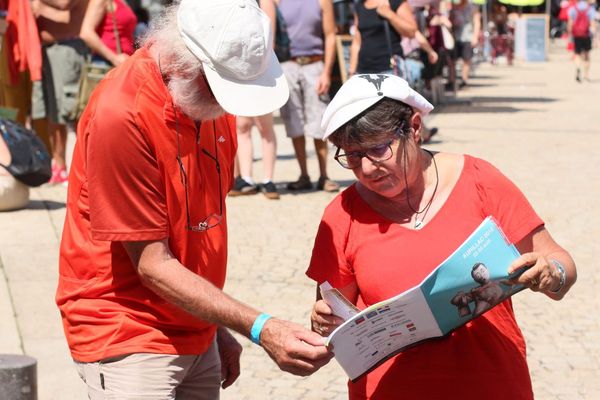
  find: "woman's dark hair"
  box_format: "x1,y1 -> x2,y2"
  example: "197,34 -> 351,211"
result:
328,98 -> 414,149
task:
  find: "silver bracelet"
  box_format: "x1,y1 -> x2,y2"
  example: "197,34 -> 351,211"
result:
549,260 -> 566,293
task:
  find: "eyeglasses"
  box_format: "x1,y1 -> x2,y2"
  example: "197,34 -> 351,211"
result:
334,138 -> 398,169
175,118 -> 223,232
334,124 -> 405,170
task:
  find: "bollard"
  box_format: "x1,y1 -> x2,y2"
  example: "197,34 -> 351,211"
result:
0,354 -> 37,400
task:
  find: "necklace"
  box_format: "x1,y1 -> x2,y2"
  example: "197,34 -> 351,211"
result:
403,149 -> 439,229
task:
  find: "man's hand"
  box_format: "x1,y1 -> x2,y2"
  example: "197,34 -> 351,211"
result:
216,327 -> 243,389
259,318 -> 333,376
316,73 -> 331,96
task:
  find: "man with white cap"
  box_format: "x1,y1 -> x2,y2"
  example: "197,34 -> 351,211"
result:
56,0 -> 331,397
307,73 -> 576,399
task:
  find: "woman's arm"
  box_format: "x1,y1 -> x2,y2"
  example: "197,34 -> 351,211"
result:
259,0 -> 276,48
511,227 -> 577,301
376,0 -> 417,38
349,13 -> 361,76
80,0 -> 128,66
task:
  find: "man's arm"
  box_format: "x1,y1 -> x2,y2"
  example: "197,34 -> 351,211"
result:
318,0 -> 336,95
123,239 -> 332,376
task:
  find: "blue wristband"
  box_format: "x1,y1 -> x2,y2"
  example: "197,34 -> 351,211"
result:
250,313 -> 272,345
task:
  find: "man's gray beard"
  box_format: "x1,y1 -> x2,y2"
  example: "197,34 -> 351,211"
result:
168,77 -> 225,121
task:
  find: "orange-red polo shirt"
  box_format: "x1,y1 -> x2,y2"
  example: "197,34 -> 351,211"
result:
56,46 -> 237,362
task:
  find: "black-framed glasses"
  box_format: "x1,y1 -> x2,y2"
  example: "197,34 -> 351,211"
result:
334,124 -> 405,169
334,138 -> 398,169
175,118 -> 223,232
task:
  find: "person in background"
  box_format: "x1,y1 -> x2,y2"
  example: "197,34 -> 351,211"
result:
449,0 -> 480,89
278,0 -> 340,192
79,0 -> 137,67
33,0 -> 88,185
350,1 -> 441,143
568,0 -> 597,82
308,74 -> 576,399
230,0 -> 280,199
57,0 -> 331,398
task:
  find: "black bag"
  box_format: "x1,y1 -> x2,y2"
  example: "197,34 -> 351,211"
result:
274,5 -> 291,62
256,0 -> 290,62
0,118 -> 52,187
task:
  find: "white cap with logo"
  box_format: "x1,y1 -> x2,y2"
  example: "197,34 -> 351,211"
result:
321,74 -> 434,140
177,0 -> 289,117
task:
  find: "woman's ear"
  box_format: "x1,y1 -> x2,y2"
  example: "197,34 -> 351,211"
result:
409,112 -> 423,144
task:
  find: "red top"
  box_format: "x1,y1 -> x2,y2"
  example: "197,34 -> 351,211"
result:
96,0 -> 137,56
307,156 -> 543,400
4,0 -> 42,84
57,46 -> 237,362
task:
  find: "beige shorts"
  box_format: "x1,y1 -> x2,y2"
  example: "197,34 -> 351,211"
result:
279,60 -> 329,139
74,339 -> 221,400
31,39 -> 87,124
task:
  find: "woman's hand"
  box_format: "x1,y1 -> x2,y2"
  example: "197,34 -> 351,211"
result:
311,300 -> 345,337
507,252 -> 562,293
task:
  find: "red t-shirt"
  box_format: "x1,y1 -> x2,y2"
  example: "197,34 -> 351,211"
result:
56,46 -> 237,362
307,155 -> 543,400
96,0 -> 137,56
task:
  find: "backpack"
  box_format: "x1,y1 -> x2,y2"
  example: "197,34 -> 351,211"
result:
256,0 -> 290,62
572,6 -> 590,38
0,118 -> 52,187
274,5 -> 291,62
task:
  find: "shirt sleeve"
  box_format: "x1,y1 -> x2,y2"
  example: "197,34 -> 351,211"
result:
87,107 -> 169,242
306,193 -> 356,288
473,158 -> 544,245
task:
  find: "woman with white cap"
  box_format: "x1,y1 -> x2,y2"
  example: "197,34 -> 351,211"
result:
305,73 -> 577,399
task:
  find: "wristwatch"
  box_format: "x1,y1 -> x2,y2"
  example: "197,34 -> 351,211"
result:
549,260 -> 566,293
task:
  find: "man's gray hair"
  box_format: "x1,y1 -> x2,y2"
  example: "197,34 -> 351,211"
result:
140,5 -> 203,79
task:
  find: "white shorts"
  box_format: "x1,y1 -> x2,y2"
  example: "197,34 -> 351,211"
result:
279,60 -> 329,139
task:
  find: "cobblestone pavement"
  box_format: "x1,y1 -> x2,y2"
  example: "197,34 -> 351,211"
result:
0,41 -> 598,399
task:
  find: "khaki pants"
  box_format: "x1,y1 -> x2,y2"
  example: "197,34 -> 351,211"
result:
74,340 -> 221,400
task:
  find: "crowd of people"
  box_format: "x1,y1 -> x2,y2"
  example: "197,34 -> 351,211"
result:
0,0 -> 584,398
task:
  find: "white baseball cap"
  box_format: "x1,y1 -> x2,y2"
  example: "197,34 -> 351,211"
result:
177,0 -> 289,117
321,74 -> 434,139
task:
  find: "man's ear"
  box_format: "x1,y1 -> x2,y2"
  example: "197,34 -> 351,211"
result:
409,112 -> 423,143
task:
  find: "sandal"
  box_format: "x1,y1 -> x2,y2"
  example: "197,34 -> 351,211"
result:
317,176 -> 340,192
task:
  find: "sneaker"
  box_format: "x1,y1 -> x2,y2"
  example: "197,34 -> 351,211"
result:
444,82 -> 454,92
287,175 -> 313,191
49,165 -> 68,185
260,181 -> 280,200
458,80 -> 468,89
317,176 -> 340,192
229,176 -> 258,196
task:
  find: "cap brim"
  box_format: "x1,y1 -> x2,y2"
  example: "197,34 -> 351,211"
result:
323,97 -> 383,140
203,51 -> 289,117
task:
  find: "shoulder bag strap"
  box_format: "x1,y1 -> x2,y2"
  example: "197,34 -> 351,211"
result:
109,0 -> 122,55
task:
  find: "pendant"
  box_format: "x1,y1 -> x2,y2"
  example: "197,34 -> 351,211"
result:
414,219 -> 424,229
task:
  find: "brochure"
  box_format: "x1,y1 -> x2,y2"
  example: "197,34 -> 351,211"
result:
320,217 -> 525,381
